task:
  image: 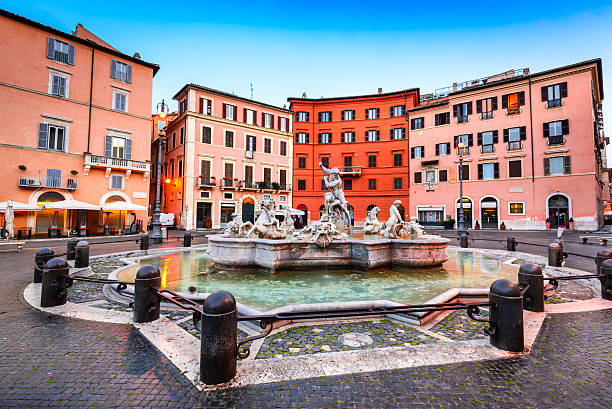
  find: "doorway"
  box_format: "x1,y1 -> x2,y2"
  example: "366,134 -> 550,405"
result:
242,197 -> 255,224
196,202 -> 212,229
480,197 -> 498,229
456,198 -> 473,228
548,194 -> 569,228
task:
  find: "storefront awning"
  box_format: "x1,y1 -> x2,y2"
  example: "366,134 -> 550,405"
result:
42,200 -> 100,210
0,201 -> 40,211
102,202 -> 148,211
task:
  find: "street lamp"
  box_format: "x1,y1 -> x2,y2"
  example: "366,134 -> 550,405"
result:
151,99 -> 169,244
457,142 -> 467,238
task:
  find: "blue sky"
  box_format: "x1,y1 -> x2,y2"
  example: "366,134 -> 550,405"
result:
3,1 -> 612,154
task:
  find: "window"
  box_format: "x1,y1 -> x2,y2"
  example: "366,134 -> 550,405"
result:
368,155 -> 377,168
391,105 -> 405,117
365,108 -> 380,119
411,146 -> 424,159
296,133 -> 309,144
439,169 -> 448,182
318,111 -> 332,122
280,141 -> 287,156
320,179 -> 327,190
509,203 -> 524,215
476,97 -> 497,119
542,82 -> 567,108
455,134 -> 472,155
414,172 -> 422,184
478,131 -> 498,153
297,180 -> 306,190
344,179 -> 352,190
509,160 -> 522,178
199,98 -> 212,115
223,104 -> 236,120
368,179 -> 377,190
110,60 -> 132,83
180,128 -> 184,145
225,131 -> 234,148
344,156 -> 353,170
279,169 -> 287,188
411,117 -> 424,130
244,165 -> 253,184
504,126 -> 526,150
113,90 -> 128,112
394,177 -> 403,190
262,138 -> 271,153
279,117 -> 288,132
544,156 -> 571,175
111,175 -> 124,189
263,113 -> 273,128
320,157 -> 329,169
171,162 -> 175,177
200,160 -> 211,179
391,127 -> 406,140
246,135 -> 256,153
544,120 -> 569,145
393,153 -> 403,167
178,160 -> 183,177
436,143 -> 450,156
453,102 -> 472,123
341,132 -> 355,143
435,112 -> 450,126
459,164 -> 470,180
296,112 -> 310,122
365,130 -> 380,142
180,100 -> 187,114
298,157 -> 306,169
245,109 -> 255,125
38,123 -> 67,151
263,168 -> 271,184
202,126 -> 212,144
224,163 -> 234,185
502,91 -> 525,115
49,72 -> 68,97
46,37 -> 75,65
105,135 -> 132,159
172,132 -> 176,149
478,163 -> 499,180
318,133 -> 332,144
341,110 -> 355,121
425,170 -> 436,185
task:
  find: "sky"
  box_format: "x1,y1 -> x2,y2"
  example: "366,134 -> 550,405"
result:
3,1 -> 612,157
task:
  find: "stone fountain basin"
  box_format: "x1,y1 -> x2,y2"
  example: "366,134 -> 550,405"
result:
207,234 -> 450,272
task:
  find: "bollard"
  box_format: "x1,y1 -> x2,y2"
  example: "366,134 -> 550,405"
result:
34,248 -> 55,283
459,233 -> 469,248
517,263 -> 544,312
66,237 -> 79,261
40,257 -> 71,308
74,241 -> 90,268
595,250 -> 612,277
547,241 -> 563,267
200,290 -> 237,385
506,236 -> 517,252
184,231 -> 192,247
488,279 -> 524,352
599,259 -> 612,301
140,233 -> 150,251
133,265 -> 161,323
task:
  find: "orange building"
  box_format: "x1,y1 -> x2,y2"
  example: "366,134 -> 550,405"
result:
288,89 -> 419,225
0,9 -> 158,236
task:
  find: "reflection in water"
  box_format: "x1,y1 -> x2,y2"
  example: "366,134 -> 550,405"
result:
118,249 -> 517,311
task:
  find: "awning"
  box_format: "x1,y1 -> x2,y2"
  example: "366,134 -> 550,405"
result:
101,202 -> 148,211
0,201 -> 40,211
42,200 -> 100,210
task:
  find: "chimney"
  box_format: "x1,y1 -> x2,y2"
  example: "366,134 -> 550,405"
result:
301,92 -> 307,98
133,52 -> 141,59
378,88 -> 383,94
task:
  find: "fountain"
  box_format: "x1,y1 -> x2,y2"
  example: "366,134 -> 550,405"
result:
208,162 -> 449,272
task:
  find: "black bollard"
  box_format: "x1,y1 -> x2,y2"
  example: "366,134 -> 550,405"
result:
547,241 -> 563,267
140,233 -> 150,251
133,265 -> 161,323
459,233 -> 469,248
74,241 -> 90,268
184,231 -> 192,247
599,259 -> 612,301
517,263 -> 545,312
34,248 -> 55,283
595,250 -> 612,277
40,257 -> 71,308
200,290 -> 237,385
506,236 -> 517,252
66,237 -> 79,261
488,279 -> 524,352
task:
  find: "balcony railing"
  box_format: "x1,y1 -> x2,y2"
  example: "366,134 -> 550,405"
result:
221,178 -> 235,188
481,112 -> 494,120
547,135 -> 565,146
507,141 -> 523,151
338,166 -> 362,176
481,145 -> 495,154
197,176 -> 216,187
84,154 -> 150,173
19,177 -> 77,190
242,180 -> 258,190
547,99 -> 563,109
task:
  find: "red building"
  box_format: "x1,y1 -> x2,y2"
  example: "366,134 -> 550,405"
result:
289,89 -> 419,225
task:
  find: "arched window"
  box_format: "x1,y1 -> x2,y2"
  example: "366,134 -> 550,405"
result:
38,191 -> 64,203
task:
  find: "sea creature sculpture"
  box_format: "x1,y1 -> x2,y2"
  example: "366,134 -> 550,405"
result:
364,206 -> 383,234
244,198 -> 286,239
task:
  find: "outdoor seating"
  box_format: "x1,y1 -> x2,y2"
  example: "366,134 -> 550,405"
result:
17,227 -> 32,239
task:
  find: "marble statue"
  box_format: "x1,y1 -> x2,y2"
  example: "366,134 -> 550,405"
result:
296,213 -> 348,248
364,206 -> 383,234
280,204 -> 295,234
223,212 -> 243,237
319,162 -> 351,231
382,200 -> 404,238
244,198 -> 286,239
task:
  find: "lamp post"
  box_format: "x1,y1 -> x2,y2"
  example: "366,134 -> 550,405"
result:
151,100 -> 169,244
457,142 -> 467,237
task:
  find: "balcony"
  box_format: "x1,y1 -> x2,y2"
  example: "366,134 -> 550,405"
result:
220,178 -> 235,189
338,166 -> 362,176
547,99 -> 563,109
547,136 -> 565,146
480,145 -> 495,154
507,141 -> 523,151
84,154 -> 150,174
19,176 -> 77,190
241,180 -> 259,190
197,176 -> 216,189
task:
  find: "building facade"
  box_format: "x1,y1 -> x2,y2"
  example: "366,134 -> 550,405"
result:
289,89 -> 420,225
161,84 -> 294,229
0,9 -> 158,235
408,59 -> 605,230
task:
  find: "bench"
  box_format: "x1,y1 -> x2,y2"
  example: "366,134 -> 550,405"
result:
580,236 -> 612,245
0,241 -> 26,252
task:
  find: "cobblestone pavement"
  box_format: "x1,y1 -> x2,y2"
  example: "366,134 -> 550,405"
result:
1,240 -> 611,408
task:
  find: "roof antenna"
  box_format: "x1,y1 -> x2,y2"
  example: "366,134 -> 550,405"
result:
250,83 -> 254,100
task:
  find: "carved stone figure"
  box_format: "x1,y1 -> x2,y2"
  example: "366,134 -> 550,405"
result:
382,200 -> 404,238
296,214 -> 348,247
364,206 -> 383,234
280,204 -> 295,234
223,212 -> 243,237
404,216 -> 425,237
244,198 -> 286,239
319,162 -> 351,231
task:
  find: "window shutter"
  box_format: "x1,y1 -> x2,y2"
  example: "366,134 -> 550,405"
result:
390,106 -> 394,117
105,135 -> 112,157
243,108 -> 247,123
453,105 -> 458,118
376,108 -> 380,118
478,164 -> 483,180
38,123 -> 48,148
410,118 -> 414,129
222,104 -> 226,118
422,147 -> 425,157
564,156 -> 571,174
560,82 -> 568,98
125,139 -> 132,160
110,59 -> 117,79
562,119 -> 569,135
270,115 -> 275,129
476,99 -> 482,113
502,94 -> 508,109
543,123 -> 549,138
435,114 -> 439,126
492,130 -> 499,144
253,111 -> 257,126
46,37 -> 55,58
494,163 -> 500,179
518,91 -> 525,106
68,44 -> 75,65
491,97 -> 498,111
411,147 -> 415,158
477,132 -> 482,146
446,142 -> 451,152
277,116 -> 281,129
253,136 -> 257,152
318,112 -> 322,122
435,144 -> 440,156
454,135 -> 459,147
544,158 -> 550,175
503,129 -> 509,143
520,126 -> 527,140
402,128 -> 406,139
468,134 -> 473,146
126,65 -> 132,83
467,102 -> 473,115
541,86 -> 548,102
389,129 -> 394,139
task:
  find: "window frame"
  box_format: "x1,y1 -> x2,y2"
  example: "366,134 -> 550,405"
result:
508,202 -> 525,215
112,89 -> 128,112
48,70 -> 70,98
368,178 -> 377,190
296,132 -> 310,144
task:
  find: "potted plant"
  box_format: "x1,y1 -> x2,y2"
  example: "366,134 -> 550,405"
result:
70,170 -> 79,176
271,182 -> 281,192
546,218 -> 551,230
568,217 -> 574,230
18,165 -> 27,172
500,221 -> 506,230
258,181 -> 268,190
474,220 -> 480,230
442,218 -> 455,230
